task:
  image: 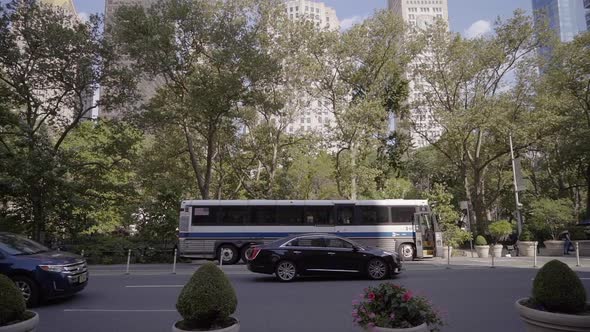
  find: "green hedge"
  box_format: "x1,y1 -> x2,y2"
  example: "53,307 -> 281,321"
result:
532,260 -> 586,314
0,275 -> 26,326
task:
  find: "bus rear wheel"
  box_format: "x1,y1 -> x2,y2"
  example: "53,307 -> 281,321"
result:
399,243 -> 415,260
217,244 -> 239,265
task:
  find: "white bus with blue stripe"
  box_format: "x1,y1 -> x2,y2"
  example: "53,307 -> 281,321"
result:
177,199 -> 443,264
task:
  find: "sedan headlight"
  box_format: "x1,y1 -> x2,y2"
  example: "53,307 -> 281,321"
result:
39,264 -> 66,273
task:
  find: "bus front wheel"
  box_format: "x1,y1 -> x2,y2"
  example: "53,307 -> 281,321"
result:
399,243 -> 415,260
217,244 -> 239,265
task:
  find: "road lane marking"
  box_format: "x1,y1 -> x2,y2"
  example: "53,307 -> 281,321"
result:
125,285 -> 183,288
64,309 -> 176,312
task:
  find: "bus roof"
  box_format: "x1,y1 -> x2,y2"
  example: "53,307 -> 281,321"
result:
181,199 -> 429,207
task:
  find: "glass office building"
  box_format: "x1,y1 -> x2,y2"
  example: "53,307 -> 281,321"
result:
532,0 -> 587,42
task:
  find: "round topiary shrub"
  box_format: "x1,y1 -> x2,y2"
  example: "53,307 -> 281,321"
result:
532,259 -> 587,314
489,220 -> 512,244
475,235 -> 487,246
176,262 -> 238,330
0,274 -> 26,326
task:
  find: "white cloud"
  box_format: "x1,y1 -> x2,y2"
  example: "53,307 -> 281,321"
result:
464,20 -> 492,39
78,12 -> 89,22
340,15 -> 366,31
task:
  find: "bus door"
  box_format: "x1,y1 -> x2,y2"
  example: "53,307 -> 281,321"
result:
414,213 -> 436,258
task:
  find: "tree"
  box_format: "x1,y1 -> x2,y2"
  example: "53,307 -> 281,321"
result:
528,198 -> 574,240
425,183 -> 471,247
540,32 -> 590,221
304,10 -> 411,199
111,0 -> 292,200
405,12 -> 552,234
0,0 -> 132,240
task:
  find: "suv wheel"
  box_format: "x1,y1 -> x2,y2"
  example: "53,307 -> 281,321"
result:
12,276 -> 39,307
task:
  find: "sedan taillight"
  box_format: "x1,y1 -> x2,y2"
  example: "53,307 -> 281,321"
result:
246,247 -> 261,261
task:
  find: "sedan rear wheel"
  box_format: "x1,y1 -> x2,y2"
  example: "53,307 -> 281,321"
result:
275,260 -> 297,282
367,259 -> 388,280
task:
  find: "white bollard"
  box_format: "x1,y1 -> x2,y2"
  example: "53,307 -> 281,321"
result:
125,249 -> 131,275
576,242 -> 582,266
81,249 -> 85,257
491,252 -> 495,268
172,249 -> 178,274
533,243 -> 537,268
219,251 -> 223,267
446,246 -> 450,269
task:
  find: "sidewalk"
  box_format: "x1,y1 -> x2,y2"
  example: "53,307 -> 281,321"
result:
409,254 -> 590,272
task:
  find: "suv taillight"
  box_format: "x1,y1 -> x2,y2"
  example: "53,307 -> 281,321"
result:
246,247 -> 261,261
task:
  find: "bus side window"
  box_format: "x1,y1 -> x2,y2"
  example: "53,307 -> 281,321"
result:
336,206 -> 354,225
192,207 -> 217,225
251,206 -> 276,225
219,207 -> 249,225
305,206 -> 333,225
359,206 -> 390,224
391,207 -> 416,224
276,206 -> 304,225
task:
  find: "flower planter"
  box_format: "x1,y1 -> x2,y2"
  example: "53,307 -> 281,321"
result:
491,244 -> 503,258
543,240 -> 565,256
172,319 -> 239,332
518,241 -> 538,257
475,245 -> 489,258
365,323 -> 428,332
0,311 -> 39,332
515,298 -> 590,332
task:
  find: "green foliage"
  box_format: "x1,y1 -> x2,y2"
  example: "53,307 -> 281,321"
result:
528,198 -> 574,240
425,184 -> 470,247
352,283 -> 443,332
519,228 -> 534,241
0,274 -> 26,326
475,235 -> 487,246
532,260 -> 587,314
488,220 -> 512,244
176,263 -> 238,329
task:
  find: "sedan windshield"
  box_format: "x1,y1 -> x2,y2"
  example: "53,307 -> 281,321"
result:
0,234 -> 49,255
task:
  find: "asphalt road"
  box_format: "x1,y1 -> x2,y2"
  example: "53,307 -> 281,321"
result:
35,263 -> 590,332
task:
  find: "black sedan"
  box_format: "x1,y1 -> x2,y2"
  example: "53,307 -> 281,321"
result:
246,233 -> 402,282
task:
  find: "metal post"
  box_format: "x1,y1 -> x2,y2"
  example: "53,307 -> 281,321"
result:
219,251 -> 223,267
172,249 -> 178,274
81,249 -> 85,257
580,241 -> 582,266
491,252 -> 495,268
509,134 -> 522,237
446,246 -> 450,269
533,242 -> 537,268
125,249 -> 131,275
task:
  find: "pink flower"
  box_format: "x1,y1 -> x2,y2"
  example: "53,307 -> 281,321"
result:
368,312 -> 376,319
390,312 -> 396,320
403,291 -> 413,302
367,292 -> 376,301
352,310 -> 359,317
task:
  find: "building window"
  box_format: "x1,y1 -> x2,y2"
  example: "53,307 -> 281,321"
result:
305,6 -> 308,11
290,7 -> 293,12
409,14 -> 415,19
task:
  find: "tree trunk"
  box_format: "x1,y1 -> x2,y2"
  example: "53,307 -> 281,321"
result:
350,143 -> 357,200
471,169 -> 488,235
586,163 -> 590,220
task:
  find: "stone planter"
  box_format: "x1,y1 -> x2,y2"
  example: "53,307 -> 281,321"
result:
0,311 -> 39,332
543,240 -> 565,256
518,241 -> 538,257
475,245 -> 489,258
172,319 -> 239,332
365,323 -> 429,332
515,298 -> 590,332
442,246 -> 452,258
491,244 -> 503,258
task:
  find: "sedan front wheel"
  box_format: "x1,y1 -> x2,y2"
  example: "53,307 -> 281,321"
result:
367,259 -> 389,280
275,260 -> 297,282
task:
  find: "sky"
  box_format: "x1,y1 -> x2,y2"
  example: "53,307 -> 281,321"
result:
72,0 -> 533,37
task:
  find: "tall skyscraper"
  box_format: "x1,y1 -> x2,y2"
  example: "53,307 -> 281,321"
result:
532,0 -> 587,43
388,0 -> 449,148
283,0 -> 340,136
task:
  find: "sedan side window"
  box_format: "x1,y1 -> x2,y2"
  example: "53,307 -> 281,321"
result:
293,237 -> 324,247
325,238 -> 353,249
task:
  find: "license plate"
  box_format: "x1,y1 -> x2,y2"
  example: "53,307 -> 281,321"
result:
78,273 -> 88,283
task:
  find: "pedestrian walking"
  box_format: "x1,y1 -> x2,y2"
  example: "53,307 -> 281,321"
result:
559,230 -> 574,255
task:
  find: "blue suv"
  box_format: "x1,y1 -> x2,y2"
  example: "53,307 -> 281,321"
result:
0,232 -> 88,306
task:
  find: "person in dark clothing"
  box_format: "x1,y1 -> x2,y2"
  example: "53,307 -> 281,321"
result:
562,231 -> 574,255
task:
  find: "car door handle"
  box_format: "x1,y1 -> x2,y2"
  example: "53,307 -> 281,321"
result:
293,251 -> 302,254
328,252 -> 336,255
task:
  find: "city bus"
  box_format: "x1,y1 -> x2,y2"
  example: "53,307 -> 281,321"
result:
177,200 -> 442,264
